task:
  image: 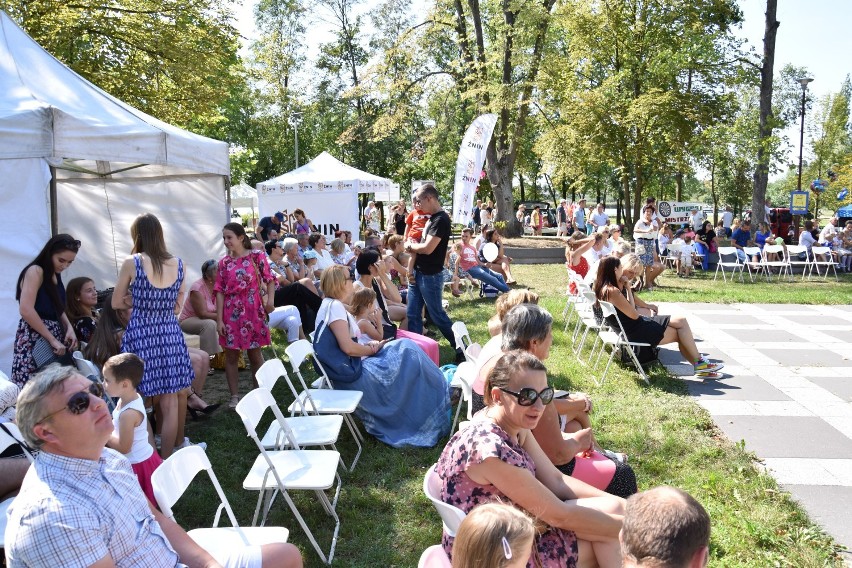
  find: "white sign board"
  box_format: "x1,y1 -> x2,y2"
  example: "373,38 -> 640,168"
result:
656,201 -> 706,226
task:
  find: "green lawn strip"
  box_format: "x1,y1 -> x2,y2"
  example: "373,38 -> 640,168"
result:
181,264 -> 846,566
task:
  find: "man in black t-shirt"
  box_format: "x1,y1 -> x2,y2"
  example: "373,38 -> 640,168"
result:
405,184 -> 458,356
255,212 -> 283,241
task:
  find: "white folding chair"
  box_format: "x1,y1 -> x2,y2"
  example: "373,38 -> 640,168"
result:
759,244 -> 790,281
236,388 -> 342,565
418,545 -> 452,568
152,445 -> 290,566
464,343 -> 482,363
810,246 -> 839,280
663,243 -> 682,270
254,359 -> 346,466
742,246 -> 764,281
574,291 -> 604,363
449,362 -> 475,436
452,321 -> 481,363
785,245 -> 812,280
595,301 -> 651,385
422,464 -> 467,537
713,247 -> 745,282
258,354 -> 362,471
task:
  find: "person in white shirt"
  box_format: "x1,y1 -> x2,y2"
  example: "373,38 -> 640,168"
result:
308,233 -> 335,277
689,207 -> 704,231
480,204 -> 492,227
798,220 -> 817,258
678,235 -> 697,278
819,217 -> 838,244
590,203 -> 609,232
721,206 -> 733,237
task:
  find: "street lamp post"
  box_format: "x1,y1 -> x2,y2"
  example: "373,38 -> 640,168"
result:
288,111 -> 303,169
794,77 -> 813,240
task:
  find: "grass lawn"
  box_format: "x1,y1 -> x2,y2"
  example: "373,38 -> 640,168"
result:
179,263 -> 848,567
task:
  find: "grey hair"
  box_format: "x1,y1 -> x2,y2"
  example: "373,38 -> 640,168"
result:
501,304 -> 553,351
281,240 -> 299,255
16,364 -> 82,449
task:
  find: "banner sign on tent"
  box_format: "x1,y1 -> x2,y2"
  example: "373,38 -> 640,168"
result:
258,179 -> 387,195
656,201 -> 706,226
452,114 -> 497,225
257,191 -> 360,240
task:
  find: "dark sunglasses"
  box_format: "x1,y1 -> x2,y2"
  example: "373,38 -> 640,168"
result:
38,382 -> 105,423
61,239 -> 82,252
499,386 -> 554,406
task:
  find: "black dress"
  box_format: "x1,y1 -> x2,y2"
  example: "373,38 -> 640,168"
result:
393,211 -> 406,236
605,299 -> 668,347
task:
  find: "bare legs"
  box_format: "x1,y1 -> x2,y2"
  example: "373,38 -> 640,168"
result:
155,391 -> 179,458
659,316 -> 700,364
644,261 -> 664,289
224,348 -> 241,398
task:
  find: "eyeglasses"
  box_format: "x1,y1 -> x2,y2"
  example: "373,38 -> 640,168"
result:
37,382 -> 105,423
499,386 -> 554,406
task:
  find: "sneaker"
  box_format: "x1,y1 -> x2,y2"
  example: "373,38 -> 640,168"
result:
694,359 -> 724,374
176,437 -> 207,451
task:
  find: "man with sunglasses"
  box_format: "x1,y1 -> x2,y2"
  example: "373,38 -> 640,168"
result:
404,184 -> 462,361
6,365 -> 302,568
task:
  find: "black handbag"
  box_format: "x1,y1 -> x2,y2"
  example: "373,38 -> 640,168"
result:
312,301 -> 362,384
32,336 -> 72,369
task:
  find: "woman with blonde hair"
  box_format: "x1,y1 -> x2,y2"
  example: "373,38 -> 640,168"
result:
113,213 -> 197,458
313,264 -> 449,447
487,289 -> 540,337
452,503 -> 536,568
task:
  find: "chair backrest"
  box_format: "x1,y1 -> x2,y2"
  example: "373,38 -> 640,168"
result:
236,387 -> 300,450
667,243 -> 682,254
72,351 -> 100,380
762,244 -> 784,256
785,245 -> 807,257
598,300 -> 629,338
743,246 -> 761,256
417,545 -> 452,568
451,321 -> 472,352
452,362 -> 475,421
811,246 -> 831,259
152,445 -> 247,542
286,339 -> 332,390
717,246 -> 740,263
464,343 -> 481,363
255,358 -> 286,392
422,464 -> 467,537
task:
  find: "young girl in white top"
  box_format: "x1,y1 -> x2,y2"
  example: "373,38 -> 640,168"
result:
348,287 -> 383,345
103,353 -> 162,506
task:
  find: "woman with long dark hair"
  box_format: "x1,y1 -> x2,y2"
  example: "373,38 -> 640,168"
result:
215,222 -> 275,409
594,256 -> 723,377
113,213 -> 196,458
11,234 -> 80,387
85,291 -> 131,369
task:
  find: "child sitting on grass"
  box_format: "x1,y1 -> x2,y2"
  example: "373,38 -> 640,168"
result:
103,353 -> 162,506
678,233 -> 697,278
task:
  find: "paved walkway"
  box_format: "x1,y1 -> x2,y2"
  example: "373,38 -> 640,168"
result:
655,302 -> 852,558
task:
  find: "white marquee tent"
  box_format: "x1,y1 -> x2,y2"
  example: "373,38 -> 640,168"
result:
256,152 -> 397,237
0,11 -> 230,374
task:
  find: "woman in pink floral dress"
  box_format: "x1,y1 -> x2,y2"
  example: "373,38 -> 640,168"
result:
215,222 -> 275,408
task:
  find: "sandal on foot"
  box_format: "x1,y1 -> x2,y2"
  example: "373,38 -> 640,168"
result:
228,395 -> 241,409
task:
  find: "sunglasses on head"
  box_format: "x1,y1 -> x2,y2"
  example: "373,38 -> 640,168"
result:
61,239 -> 82,252
38,382 -> 105,423
499,386 -> 554,406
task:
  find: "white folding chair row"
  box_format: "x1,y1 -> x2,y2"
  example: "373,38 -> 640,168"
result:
260,346 -> 363,471
810,246 -> 840,280
562,270 -> 584,331
236,388 -> 342,565
713,247 -> 745,283
449,362 -> 475,436
594,301 -> 651,385
255,359 -> 346,466
152,445 -> 291,567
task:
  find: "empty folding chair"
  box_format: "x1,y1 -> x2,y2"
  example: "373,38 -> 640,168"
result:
810,246 -> 839,280
258,352 -> 362,471
422,463 -> 467,537
785,245 -> 812,281
449,362 -> 475,435
236,388 -> 342,565
594,301 -> 651,385
152,445 -> 290,567
742,246 -> 765,281
452,321 -> 481,363
254,359 -> 346,465
713,247 -> 745,282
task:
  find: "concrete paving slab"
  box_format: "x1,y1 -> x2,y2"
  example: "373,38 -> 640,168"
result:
763,458 -> 849,485
714,416 -> 852,458
686,377 -> 789,401
810,377 -> 852,402
795,367 -> 852,378
724,328 -> 802,343
822,330 -> 852,343
782,484 -> 852,552
758,348 -> 852,368
784,315 -> 852,326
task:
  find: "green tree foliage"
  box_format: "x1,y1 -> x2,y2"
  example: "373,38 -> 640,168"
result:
1,0 -> 242,129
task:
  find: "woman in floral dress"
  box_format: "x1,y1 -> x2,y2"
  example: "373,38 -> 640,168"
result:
437,350 -> 624,567
215,222 -> 275,408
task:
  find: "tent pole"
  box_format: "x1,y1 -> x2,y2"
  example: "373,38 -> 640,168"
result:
225,177 -> 232,222
49,166 -> 58,236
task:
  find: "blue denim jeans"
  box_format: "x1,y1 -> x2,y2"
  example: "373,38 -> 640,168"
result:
467,265 -> 509,292
407,270 -> 455,346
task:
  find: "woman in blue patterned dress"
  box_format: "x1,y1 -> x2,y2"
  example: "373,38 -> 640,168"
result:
113,214 -> 195,459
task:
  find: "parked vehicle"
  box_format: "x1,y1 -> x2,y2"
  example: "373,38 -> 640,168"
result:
517,200 -> 557,235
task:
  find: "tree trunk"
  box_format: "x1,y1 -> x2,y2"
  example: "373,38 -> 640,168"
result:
752,0 -> 779,229
675,171 -> 684,201
518,172 -> 526,202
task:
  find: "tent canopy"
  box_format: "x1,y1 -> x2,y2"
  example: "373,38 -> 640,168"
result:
231,182 -> 258,209
0,11 -> 230,375
257,151 -> 392,195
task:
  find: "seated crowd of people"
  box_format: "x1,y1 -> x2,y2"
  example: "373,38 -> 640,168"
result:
2,189 -> 721,567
